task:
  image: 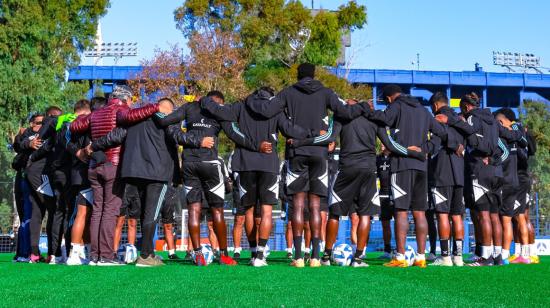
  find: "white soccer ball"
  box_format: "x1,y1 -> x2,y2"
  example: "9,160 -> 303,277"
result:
405,245 -> 417,266
201,244 -> 215,265
125,244 -> 138,263
332,243 -> 353,266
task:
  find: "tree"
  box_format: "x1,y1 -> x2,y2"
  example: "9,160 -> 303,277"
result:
0,0 -> 109,226
520,100 -> 550,218
128,45 -> 188,105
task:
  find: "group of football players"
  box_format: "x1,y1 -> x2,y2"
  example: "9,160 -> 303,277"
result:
11,63 -> 539,267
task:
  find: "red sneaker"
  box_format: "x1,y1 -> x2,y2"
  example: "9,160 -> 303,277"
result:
194,253 -> 207,266
219,255 -> 238,266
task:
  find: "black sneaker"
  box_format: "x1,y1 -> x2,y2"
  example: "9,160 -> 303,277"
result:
97,257 -> 124,266
286,252 -> 293,259
168,253 -> 181,260
234,252 -> 241,260
493,254 -> 503,266
304,252 -> 311,263
184,252 -> 193,261
468,256 -> 494,267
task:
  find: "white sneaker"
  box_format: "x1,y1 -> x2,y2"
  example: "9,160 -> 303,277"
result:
426,253 -> 437,262
351,260 -> 369,267
429,256 -> 453,266
252,257 -> 268,267
320,259 -> 331,266
378,252 -> 392,260
66,251 -> 89,266
48,255 -> 57,265
452,255 -> 464,267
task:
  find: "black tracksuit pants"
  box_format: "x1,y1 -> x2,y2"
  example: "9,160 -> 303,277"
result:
50,170 -> 73,257
125,178 -> 168,258
26,165 -> 56,256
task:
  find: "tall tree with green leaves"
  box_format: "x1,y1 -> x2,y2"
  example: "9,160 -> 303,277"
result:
520,100 -> 550,217
0,0 -> 109,216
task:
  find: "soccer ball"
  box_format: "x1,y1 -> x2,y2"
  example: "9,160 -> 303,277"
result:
332,243 -> 353,266
404,245 -> 417,266
125,244 -> 138,263
201,244 -> 215,265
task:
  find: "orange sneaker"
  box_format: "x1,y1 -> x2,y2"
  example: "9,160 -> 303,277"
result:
383,258 -> 408,268
219,255 -> 238,266
413,259 -> 427,268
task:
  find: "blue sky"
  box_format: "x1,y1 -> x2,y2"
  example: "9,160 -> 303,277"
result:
82,0 -> 550,73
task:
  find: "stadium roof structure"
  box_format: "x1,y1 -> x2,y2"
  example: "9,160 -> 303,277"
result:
68,65 -> 550,110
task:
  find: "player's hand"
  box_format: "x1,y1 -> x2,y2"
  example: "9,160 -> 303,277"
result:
482,157 -> 489,165
286,139 -> 294,145
76,149 -> 89,163
200,137 -> 215,149
435,114 -> 448,124
346,98 -> 358,105
456,144 -> 465,157
320,130 -> 327,136
84,143 -> 93,156
259,141 -> 273,154
407,145 -> 421,152
29,137 -> 42,150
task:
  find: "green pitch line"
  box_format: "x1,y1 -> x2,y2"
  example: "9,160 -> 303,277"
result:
0,253 -> 548,307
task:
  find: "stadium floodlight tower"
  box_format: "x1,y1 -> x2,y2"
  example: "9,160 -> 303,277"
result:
492,51 -> 543,73
84,42 -> 138,65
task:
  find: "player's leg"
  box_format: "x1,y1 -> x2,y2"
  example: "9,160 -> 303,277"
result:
450,187 -> 465,266
307,193 -> 322,263
410,170 -> 429,267
431,186 -> 452,266
233,214 -> 245,259
379,198 -> 394,259
49,172 -> 69,263
525,207 -> 538,262
238,171 -> 258,260
291,192 -> 306,263
320,197 -> 329,252
307,156 -> 329,266
244,206 -> 256,259
113,216 -> 126,252
350,213 -> 359,246
253,172 -> 278,266
303,219 -> 312,261
352,171 -> 379,267
426,209 -> 438,261
385,170 -> 413,267
207,218 -> 219,252
285,219 -> 293,258
188,202 -> 203,264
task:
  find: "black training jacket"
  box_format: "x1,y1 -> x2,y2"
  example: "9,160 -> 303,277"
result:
498,123 -> 527,187
292,115 -> 425,170
517,129 -> 536,173
66,130 -> 91,186
245,77 -> 370,159
12,128 -> 35,171
428,106 -> 465,187
24,115 -> 58,176
201,89 -> 313,173
368,95 -> 446,173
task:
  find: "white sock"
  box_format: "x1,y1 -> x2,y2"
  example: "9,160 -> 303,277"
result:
168,249 -> 175,255
493,246 -> 502,258
514,243 -> 521,256
481,246 -> 493,259
530,244 -> 538,257
416,253 -> 425,261
70,243 -> 80,255
234,247 -> 242,254
502,249 -> 510,259
395,253 -> 405,261
285,248 -> 292,253
521,245 -> 529,257
304,247 -> 311,254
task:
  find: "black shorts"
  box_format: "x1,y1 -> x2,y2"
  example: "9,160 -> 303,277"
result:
120,183 -> 141,219
329,167 -> 379,217
239,171 -> 279,207
379,196 -> 394,221
391,170 -> 428,211
515,174 -> 531,215
75,186 -> 93,207
286,155 -> 328,197
182,161 -> 226,208
500,184 -> 519,217
465,169 -> 502,213
431,186 -> 465,215
160,186 -> 179,225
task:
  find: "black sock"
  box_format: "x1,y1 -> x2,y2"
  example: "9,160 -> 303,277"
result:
354,249 -> 364,259
194,247 -> 201,253
258,238 -> 268,247
220,248 -> 228,257
293,236 -> 303,260
249,240 -> 257,258
440,239 -> 450,257
384,244 -> 391,254
312,237 -> 320,259
322,249 -> 332,261
475,242 -> 481,256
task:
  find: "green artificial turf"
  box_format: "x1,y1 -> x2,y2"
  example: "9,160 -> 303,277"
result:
0,252 -> 548,307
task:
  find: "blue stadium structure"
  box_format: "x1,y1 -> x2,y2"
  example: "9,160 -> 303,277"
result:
68,65 -> 550,112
